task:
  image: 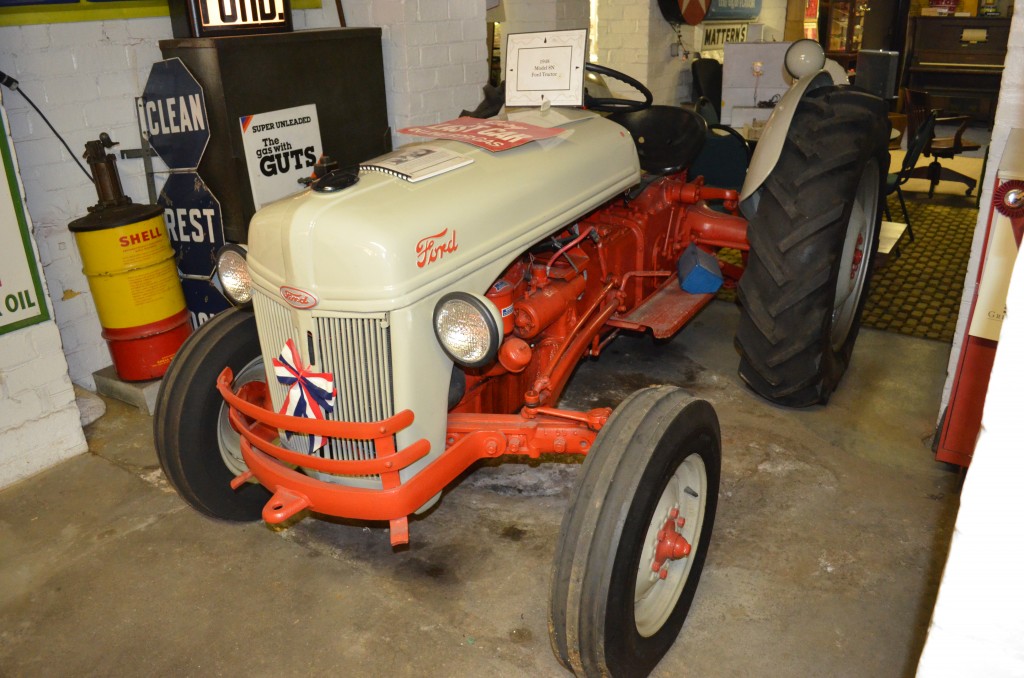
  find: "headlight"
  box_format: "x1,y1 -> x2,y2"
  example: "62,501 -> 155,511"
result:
433,292 -> 501,368
216,244 -> 252,305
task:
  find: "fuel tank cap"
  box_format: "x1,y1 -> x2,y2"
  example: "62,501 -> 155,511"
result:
313,168 -> 360,193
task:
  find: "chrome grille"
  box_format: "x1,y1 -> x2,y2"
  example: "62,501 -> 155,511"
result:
315,314 -> 394,462
251,288 -> 394,465
252,289 -> 292,414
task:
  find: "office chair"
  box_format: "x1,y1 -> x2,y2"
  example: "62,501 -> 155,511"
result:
692,96 -> 719,126
884,110 -> 938,243
903,88 -> 982,198
688,123 -> 750,192
690,58 -> 723,124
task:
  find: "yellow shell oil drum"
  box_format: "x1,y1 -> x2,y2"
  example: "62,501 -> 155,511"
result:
69,203 -> 191,381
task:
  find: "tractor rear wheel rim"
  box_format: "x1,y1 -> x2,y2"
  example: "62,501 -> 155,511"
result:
832,158 -> 879,351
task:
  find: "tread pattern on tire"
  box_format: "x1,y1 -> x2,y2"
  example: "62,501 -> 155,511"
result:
549,387 -> 662,671
549,386 -> 721,677
154,307 -> 269,521
736,87 -> 889,407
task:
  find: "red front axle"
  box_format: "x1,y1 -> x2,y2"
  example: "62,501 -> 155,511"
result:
217,368 -> 609,546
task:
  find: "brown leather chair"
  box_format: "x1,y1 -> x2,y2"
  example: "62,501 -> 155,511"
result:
903,88 -> 982,198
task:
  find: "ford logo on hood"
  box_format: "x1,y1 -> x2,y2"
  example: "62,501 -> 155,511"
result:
280,286 -> 318,309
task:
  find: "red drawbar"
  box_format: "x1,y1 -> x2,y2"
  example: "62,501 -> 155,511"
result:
217,368 -> 609,546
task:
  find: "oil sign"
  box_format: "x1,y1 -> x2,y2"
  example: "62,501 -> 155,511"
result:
1,112 -> 49,335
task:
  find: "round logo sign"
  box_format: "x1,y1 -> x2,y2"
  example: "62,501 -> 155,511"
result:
657,0 -> 708,25
280,286 -> 318,309
681,0 -> 709,24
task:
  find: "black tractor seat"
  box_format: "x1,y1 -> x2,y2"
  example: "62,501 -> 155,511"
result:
609,105 -> 708,175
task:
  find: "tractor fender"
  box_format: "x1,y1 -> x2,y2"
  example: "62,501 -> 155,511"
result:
739,69 -> 838,206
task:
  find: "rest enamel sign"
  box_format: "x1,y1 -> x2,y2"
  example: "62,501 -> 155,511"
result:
158,172 -> 224,277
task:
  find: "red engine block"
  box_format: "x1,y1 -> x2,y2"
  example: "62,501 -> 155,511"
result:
454,173 -> 749,416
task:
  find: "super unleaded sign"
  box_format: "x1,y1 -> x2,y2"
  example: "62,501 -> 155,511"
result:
239,104 -> 322,210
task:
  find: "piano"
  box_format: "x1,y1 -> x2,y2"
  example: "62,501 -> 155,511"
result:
904,16 -> 1010,125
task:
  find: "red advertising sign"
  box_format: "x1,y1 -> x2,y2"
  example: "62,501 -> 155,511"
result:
399,117 -> 565,152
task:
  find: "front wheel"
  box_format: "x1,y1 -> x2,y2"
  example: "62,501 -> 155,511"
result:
736,86 -> 889,407
154,307 -> 270,520
549,386 -> 721,677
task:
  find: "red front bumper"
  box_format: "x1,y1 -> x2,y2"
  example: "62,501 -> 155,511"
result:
217,368 -> 608,545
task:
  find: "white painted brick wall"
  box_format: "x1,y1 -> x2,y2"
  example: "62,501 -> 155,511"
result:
557,0 -> 590,27
1,108 -> 87,489
941,6 -> 1024,413
757,5 -> 787,42
597,0 -> 789,106
0,3 -> 489,396
919,13 -> 1024,673
1,18 -> 173,390
502,2 -> 559,37
645,6 -> 686,105
592,0 -> 686,106
303,0 -> 488,134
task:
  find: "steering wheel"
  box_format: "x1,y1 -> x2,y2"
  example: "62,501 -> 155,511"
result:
584,63 -> 654,113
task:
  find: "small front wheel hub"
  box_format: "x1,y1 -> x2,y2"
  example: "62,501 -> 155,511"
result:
651,509 -> 691,579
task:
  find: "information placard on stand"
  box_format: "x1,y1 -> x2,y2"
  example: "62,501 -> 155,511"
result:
504,29 -> 588,108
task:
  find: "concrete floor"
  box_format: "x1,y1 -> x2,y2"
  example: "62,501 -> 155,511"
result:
0,301 -> 962,677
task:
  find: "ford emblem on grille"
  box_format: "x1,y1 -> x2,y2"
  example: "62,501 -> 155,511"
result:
280,286 -> 318,309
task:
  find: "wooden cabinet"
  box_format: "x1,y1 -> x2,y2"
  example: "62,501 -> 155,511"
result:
905,17 -> 1010,125
816,0 -> 872,70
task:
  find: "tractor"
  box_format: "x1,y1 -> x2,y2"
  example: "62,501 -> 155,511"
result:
154,40 -> 889,677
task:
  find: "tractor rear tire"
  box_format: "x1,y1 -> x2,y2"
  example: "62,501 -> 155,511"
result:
736,87 -> 889,407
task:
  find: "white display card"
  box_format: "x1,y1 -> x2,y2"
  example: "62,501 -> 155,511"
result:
504,29 -> 588,108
